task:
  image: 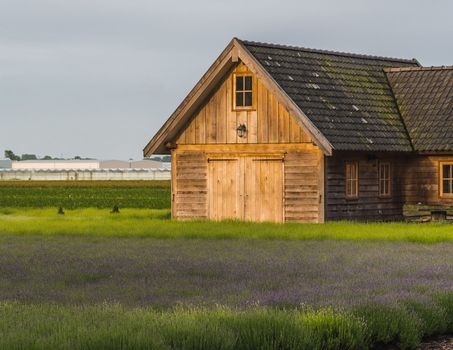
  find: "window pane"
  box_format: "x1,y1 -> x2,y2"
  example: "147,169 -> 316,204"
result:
379,163 -> 391,196
245,76 -> 252,90
236,92 -> 243,106
443,180 -> 451,194
347,164 -> 352,179
346,162 -> 358,197
443,165 -> 450,179
236,76 -> 243,91
244,92 -> 252,106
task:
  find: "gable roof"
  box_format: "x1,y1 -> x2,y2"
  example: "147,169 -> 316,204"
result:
241,40 -> 419,152
146,39 -> 453,156
144,38 -> 334,156
385,66 -> 453,152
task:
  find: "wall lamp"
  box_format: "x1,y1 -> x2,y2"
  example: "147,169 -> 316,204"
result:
236,124 -> 247,138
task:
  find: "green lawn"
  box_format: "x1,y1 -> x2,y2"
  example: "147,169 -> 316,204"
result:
0,207 -> 452,243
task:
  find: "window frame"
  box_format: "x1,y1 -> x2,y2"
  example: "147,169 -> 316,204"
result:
440,162 -> 453,198
378,161 -> 392,198
345,161 -> 359,199
232,73 -> 256,111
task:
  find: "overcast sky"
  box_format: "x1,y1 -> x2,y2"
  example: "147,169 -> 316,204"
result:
0,0 -> 451,160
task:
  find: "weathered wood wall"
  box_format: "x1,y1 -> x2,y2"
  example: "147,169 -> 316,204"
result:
176,63 -> 311,145
325,153 -> 404,221
172,150 -> 208,220
285,149 -> 324,222
172,144 -> 323,223
402,155 -> 453,206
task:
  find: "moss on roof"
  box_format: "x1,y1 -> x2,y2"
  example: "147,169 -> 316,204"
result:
242,40 -> 419,152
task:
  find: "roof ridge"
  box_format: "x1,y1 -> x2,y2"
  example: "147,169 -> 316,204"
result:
239,39 -> 417,64
385,65 -> 453,73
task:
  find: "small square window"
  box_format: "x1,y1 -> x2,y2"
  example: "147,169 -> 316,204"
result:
233,74 -> 255,110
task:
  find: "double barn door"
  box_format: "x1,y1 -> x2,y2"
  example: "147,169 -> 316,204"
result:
208,155 -> 284,222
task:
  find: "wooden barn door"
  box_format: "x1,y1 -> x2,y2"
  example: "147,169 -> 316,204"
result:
208,155 -> 284,222
244,157 -> 284,222
208,158 -> 241,220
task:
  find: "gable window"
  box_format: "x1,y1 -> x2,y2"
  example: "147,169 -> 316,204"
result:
440,162 -> 453,196
379,162 -> 392,197
345,161 -> 359,198
233,74 -> 255,110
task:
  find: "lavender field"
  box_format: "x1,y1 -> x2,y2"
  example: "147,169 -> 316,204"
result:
1,233 -> 453,308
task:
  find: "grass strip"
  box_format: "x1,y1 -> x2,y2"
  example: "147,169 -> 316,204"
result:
1,208 -> 453,243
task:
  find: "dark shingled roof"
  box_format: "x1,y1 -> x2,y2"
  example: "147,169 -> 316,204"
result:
386,66 -> 453,152
241,40 -> 419,152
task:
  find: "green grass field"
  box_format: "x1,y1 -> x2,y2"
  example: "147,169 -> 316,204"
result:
1,207 -> 453,243
0,180 -> 170,209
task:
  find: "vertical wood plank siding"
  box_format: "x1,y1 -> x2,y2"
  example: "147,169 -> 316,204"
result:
177,63 -> 311,145
325,153 -> 404,221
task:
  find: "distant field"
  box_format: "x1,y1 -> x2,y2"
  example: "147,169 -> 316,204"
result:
0,180 -> 171,209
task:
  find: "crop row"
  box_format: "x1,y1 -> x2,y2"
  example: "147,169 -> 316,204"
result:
0,180 -> 171,187
0,183 -> 171,209
3,293 -> 453,349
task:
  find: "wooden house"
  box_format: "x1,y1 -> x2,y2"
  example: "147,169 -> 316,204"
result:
144,39 -> 453,223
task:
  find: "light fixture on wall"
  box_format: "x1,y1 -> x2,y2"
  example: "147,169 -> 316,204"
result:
236,124 -> 247,138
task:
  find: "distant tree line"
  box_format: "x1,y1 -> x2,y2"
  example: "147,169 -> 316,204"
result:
4,150 -> 171,162
3,150 -> 90,161
149,156 -> 171,162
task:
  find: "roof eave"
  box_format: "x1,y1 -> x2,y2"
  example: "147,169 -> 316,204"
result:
143,39 -> 237,156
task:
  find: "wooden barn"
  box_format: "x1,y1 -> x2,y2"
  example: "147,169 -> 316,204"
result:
144,39 -> 453,223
